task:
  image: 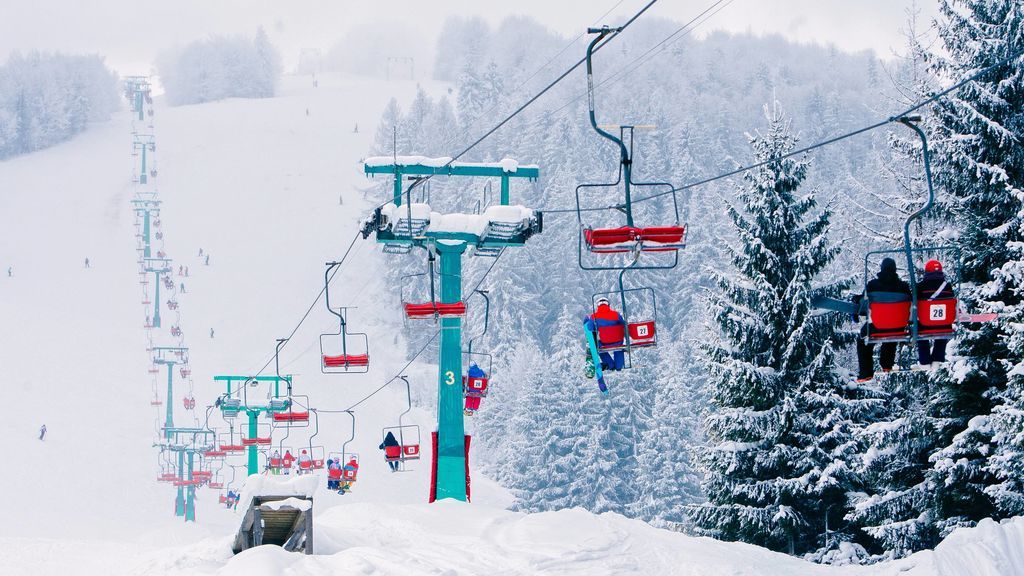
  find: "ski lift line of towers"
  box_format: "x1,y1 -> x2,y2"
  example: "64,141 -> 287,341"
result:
124,75 -> 207,520
361,156 -> 542,503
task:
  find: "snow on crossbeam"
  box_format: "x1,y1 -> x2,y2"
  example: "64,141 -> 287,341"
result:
364,156 -> 539,178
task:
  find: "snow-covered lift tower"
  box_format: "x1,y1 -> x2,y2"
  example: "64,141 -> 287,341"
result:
157,426 -> 215,522
143,257 -> 171,327
213,375 -> 294,476
132,133 -> 156,185
152,346 -> 188,440
361,157 -> 542,502
131,196 -> 160,259
123,75 -> 151,122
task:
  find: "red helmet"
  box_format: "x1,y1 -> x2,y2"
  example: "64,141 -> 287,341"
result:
925,259 -> 943,273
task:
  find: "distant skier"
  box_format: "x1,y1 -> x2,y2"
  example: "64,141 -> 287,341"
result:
6,266 -> 11,277
38,424 -> 46,441
180,282 -> 186,293
198,248 -> 204,257
185,266 -> 189,277
353,123 -> 359,133
210,328 -> 215,339
584,297 -> 626,372
178,265 -> 183,276
380,431 -> 401,472
204,255 -> 210,266
84,257 -> 90,268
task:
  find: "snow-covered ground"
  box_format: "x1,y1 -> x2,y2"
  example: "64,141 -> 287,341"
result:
1,72 -> 1022,575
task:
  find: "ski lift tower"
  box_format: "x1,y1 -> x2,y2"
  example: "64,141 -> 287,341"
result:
131,196 -> 160,259
153,346 -> 188,439
143,257 -> 172,327
157,426 -> 215,521
133,133 -> 156,185
361,156 -> 542,502
123,76 -> 151,122
213,375 -> 293,476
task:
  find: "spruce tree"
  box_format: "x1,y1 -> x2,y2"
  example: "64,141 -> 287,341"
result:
690,104 -> 853,555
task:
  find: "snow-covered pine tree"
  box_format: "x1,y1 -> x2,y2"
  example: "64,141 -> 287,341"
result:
690,103 -> 855,555
916,0 -> 1024,525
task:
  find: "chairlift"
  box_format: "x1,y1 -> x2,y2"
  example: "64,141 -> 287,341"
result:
812,117 -> 997,344
462,290 -> 494,415
584,282 -> 659,374
320,262 -> 370,373
400,253 -> 466,321
329,410 -> 360,484
241,422 -> 272,446
272,395 -> 310,427
574,28 -> 686,269
218,428 -> 245,452
382,376 -> 421,470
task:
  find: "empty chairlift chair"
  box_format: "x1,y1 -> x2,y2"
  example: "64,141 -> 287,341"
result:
320,262 -> 371,374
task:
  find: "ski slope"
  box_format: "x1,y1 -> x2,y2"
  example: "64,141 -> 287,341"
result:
1,72 -> 1022,575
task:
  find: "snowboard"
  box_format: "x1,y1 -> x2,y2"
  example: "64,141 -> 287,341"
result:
584,329 -> 608,395
811,295 -> 857,314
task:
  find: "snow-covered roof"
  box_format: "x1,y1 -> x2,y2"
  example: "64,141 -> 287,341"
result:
237,473 -> 318,510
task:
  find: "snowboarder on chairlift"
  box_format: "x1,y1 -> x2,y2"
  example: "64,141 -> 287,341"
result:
584,297 -> 626,371
854,257 -> 912,382
915,259 -> 955,368
380,431 -> 401,472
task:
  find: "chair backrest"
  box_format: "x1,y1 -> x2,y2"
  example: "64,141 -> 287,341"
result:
917,297 -> 957,327
867,292 -> 911,331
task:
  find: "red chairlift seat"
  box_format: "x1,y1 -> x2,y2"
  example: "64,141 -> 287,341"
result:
148,366 -> 159,374
192,471 -> 212,479
585,226 -> 687,253
180,367 -> 191,377
158,473 -> 177,482
172,479 -> 200,487
585,226 -> 637,253
273,411 -> 310,423
404,301 -> 466,319
342,468 -> 358,481
219,444 -> 244,452
596,320 -> 658,351
463,376 -> 489,398
299,458 -> 325,470
241,437 -> 272,446
209,482 -> 224,489
402,445 -> 421,459
322,354 -> 369,368
384,445 -> 402,462
638,226 -> 686,251
218,495 -> 228,504
204,449 -> 227,458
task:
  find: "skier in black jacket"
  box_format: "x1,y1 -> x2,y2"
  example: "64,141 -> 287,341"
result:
379,431 -> 401,472
855,257 -> 911,382
915,259 -> 955,366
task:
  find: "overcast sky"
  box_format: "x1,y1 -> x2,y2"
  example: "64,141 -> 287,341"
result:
2,1 -> 939,75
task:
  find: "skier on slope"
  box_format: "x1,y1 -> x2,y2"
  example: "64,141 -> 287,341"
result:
853,257 -> 912,382
584,297 -> 627,372
38,424 -> 46,440
380,431 -> 401,472
915,259 -> 955,368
